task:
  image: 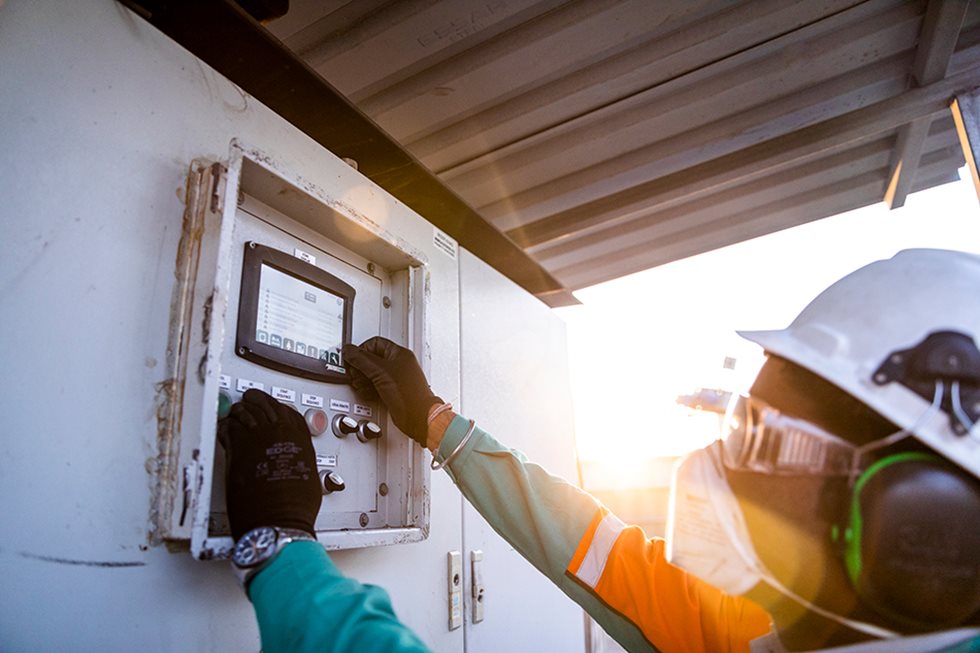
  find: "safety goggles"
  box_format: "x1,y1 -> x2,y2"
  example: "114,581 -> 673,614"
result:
720,395 -> 862,476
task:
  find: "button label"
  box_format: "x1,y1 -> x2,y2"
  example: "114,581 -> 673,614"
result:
354,404 -> 373,417
330,399 -> 351,413
316,454 -> 338,467
236,378 -> 265,392
302,393 -> 324,408
272,387 -> 296,403
219,374 -> 231,390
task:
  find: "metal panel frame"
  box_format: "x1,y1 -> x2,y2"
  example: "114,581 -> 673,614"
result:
155,140 -> 435,559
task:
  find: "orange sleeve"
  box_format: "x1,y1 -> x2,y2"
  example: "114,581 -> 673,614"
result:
568,510 -> 771,653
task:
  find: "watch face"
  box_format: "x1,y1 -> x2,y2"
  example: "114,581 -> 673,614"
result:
233,527 -> 278,568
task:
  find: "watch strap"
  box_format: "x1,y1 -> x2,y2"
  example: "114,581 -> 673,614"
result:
232,527 -> 316,592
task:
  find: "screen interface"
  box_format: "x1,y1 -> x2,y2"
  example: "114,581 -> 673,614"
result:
255,264 -> 345,372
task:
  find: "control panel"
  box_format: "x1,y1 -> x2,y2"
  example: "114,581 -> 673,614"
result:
208,202 -> 392,535
160,143 -> 432,558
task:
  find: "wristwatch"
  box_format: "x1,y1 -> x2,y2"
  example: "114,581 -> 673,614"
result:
231,526 -> 316,590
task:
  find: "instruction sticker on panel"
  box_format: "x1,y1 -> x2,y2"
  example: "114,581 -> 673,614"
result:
433,228 -> 458,260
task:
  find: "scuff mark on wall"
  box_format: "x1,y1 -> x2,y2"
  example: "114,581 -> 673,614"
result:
17,552 -> 146,568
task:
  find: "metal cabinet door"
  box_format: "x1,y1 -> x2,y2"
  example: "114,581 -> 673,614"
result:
459,250 -> 586,652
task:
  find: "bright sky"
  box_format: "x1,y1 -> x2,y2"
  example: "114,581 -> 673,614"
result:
556,170 -> 980,466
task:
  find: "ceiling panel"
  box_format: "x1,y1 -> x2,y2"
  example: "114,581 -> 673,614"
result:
263,0 -> 980,295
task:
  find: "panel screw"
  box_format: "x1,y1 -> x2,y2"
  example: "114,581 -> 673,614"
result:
378,482 -> 389,496
237,189 -> 245,206
382,296 -> 391,308
238,346 -> 247,355
248,241 -> 257,249
367,262 -> 376,274
342,157 -> 359,171
359,512 -> 369,527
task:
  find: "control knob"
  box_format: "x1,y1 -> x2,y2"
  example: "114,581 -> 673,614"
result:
320,470 -> 346,495
356,420 -> 383,443
331,414 -> 358,438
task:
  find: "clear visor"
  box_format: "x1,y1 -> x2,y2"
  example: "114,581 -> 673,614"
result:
720,395 -> 859,476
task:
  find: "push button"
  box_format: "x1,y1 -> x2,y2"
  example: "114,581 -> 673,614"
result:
304,408 -> 329,436
356,420 -> 383,443
218,391 -> 233,419
332,414 -> 359,438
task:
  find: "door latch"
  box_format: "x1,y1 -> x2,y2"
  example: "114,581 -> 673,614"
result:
471,550 -> 485,623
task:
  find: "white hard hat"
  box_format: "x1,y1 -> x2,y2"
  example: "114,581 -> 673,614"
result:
738,249 -> 980,479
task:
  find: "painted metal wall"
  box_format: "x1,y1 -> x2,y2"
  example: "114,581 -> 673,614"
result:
0,2 -> 465,650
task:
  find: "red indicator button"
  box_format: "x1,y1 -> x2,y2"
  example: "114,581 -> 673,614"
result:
304,408 -> 328,436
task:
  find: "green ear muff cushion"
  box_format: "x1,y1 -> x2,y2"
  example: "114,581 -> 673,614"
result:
845,452 -> 980,627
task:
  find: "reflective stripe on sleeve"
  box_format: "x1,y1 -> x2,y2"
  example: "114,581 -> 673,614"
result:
570,511 -> 627,588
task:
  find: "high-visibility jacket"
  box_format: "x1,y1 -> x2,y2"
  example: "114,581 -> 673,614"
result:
250,415 -> 980,653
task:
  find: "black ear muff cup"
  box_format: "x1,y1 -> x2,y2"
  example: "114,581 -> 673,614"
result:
845,453 -> 980,627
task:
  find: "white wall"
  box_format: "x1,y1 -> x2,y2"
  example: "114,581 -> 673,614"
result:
0,2 -> 463,650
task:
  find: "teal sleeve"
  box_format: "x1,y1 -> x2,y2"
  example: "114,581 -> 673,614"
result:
436,415 -> 659,653
249,540 -> 432,653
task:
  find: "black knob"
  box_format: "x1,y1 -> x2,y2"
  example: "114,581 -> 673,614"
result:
331,414 -> 358,438
356,420 -> 383,443
320,470 -> 346,495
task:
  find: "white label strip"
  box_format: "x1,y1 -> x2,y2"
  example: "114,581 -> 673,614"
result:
301,393 -> 324,408
330,399 -> 351,413
293,248 -> 316,266
354,404 -> 373,417
236,378 -> 265,392
315,454 -> 338,467
218,374 -> 231,390
433,227 -> 458,260
271,387 -> 296,403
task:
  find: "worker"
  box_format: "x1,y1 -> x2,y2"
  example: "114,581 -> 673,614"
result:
221,248 -> 980,652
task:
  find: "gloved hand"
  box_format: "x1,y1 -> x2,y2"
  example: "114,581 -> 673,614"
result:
218,389 -> 322,541
342,337 -> 442,447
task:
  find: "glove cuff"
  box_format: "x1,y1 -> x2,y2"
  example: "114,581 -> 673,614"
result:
411,395 -> 443,446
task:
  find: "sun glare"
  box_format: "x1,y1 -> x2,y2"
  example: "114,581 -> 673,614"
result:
557,169 -> 980,485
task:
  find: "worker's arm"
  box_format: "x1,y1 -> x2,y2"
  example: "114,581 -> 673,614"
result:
220,389 -> 431,653
342,338 -> 772,653
431,413 -> 772,653
249,541 -> 431,653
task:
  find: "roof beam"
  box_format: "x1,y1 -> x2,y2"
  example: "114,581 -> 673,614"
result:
885,0 -> 967,208
951,88 -> 980,205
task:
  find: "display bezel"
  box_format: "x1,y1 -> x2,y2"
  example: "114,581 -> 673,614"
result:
236,242 -> 355,383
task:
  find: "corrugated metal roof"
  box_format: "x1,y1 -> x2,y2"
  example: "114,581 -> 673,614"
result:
265,0 -> 980,294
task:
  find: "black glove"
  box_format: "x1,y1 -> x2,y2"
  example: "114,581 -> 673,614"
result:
342,337 -> 442,446
218,389 -> 322,541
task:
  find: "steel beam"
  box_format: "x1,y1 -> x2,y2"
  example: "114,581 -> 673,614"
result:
951,88 -> 980,204
885,0 -> 967,208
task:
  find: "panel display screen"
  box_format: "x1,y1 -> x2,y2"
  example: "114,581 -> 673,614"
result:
256,264 -> 345,372
236,242 -> 355,383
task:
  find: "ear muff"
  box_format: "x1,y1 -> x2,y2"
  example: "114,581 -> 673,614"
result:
840,452 -> 980,627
